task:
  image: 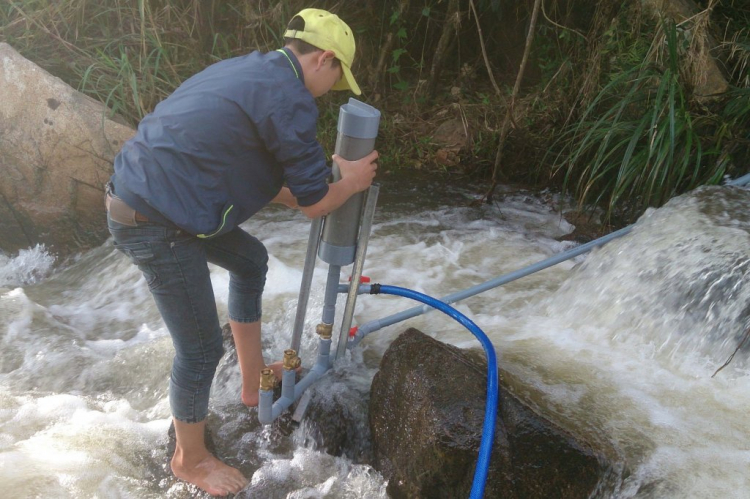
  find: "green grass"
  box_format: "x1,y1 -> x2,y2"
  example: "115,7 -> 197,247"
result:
551,20 -> 748,221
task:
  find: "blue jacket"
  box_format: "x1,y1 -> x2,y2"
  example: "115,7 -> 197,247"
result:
112,48 -> 330,237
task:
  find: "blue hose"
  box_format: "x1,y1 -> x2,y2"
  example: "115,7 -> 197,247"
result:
370,284 -> 498,499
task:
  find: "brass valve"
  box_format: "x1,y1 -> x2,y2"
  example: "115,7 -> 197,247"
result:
316,323 -> 333,340
283,349 -> 301,370
259,368 -> 275,391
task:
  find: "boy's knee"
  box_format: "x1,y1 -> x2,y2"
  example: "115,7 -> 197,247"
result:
233,249 -> 268,288
254,244 -> 269,277
176,341 -> 225,377
205,342 -> 225,368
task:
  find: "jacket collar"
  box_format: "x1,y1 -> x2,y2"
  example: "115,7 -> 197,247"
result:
275,47 -> 305,84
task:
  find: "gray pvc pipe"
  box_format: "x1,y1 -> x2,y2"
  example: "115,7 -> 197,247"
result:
338,284 -> 371,294
319,99 -> 381,266
258,390 -> 274,425
281,369 -> 296,401
335,184 -> 379,359
289,339 -> 331,397
729,173 -> 750,186
318,138 -> 368,266
322,265 -> 342,325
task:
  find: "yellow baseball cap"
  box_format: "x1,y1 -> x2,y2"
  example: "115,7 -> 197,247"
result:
284,9 -> 361,95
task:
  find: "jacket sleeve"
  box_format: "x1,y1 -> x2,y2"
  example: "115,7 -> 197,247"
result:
255,87 -> 330,207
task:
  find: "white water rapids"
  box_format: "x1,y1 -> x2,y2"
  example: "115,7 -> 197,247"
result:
1,180 -> 748,498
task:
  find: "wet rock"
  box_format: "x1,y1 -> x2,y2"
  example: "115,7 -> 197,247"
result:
295,371 -> 373,463
0,43 -> 135,256
558,209 -> 608,244
370,328 -> 620,498
693,184 -> 750,229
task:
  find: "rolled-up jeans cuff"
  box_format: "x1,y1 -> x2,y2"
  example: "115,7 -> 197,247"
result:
228,290 -> 262,323
169,376 -> 210,423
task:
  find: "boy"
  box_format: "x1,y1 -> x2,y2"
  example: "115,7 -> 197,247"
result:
106,8 -> 377,496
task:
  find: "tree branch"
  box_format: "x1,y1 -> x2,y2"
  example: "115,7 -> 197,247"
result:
469,0 -> 501,97
369,0 -> 411,95
428,0 -> 461,99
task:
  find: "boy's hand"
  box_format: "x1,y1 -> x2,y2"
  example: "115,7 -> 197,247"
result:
298,150 -> 379,219
333,150 -> 379,193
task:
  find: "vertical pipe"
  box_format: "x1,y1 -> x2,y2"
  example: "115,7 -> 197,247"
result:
335,184 -> 380,359
322,265 -> 342,325
315,337 -> 332,371
290,217 -> 324,353
281,369 -> 296,401
258,390 -> 273,425
263,100 -> 381,425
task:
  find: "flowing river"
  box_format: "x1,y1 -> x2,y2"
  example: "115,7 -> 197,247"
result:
1,177 -> 748,498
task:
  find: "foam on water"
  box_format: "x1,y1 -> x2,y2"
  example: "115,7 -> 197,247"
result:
248,447 -> 387,498
0,387 -> 169,498
547,188 -> 750,371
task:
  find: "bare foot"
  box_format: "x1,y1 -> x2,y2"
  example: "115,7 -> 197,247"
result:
242,390 -> 260,407
171,453 -> 247,496
242,361 -> 286,407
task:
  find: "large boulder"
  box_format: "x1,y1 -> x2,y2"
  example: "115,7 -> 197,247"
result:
0,43 -> 134,256
370,328 -> 622,498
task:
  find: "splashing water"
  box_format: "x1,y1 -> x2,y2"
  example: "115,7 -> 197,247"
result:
0,245 -> 56,288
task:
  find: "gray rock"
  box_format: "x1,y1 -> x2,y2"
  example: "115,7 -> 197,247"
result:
0,43 -> 134,256
370,328 -> 622,498
294,369 -> 373,462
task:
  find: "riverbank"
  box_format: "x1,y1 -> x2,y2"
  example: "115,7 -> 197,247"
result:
3,0 -> 748,227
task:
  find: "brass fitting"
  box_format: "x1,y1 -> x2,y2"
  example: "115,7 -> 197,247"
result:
259,368 -> 275,391
316,323 -> 333,340
283,349 -> 301,370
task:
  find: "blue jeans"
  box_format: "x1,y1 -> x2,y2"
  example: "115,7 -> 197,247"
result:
107,214 -> 268,423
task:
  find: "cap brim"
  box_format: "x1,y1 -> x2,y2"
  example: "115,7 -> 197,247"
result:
332,63 -> 361,95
